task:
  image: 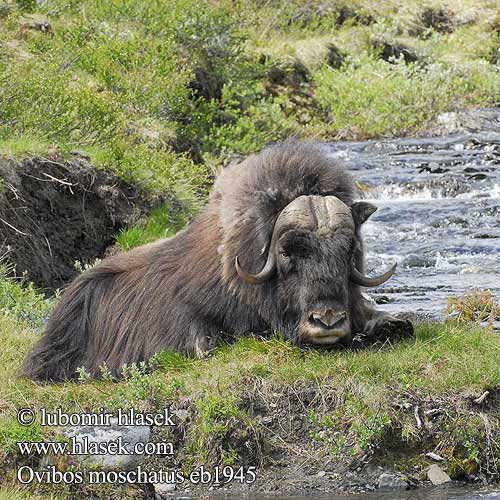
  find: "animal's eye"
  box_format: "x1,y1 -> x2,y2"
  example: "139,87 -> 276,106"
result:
279,251 -> 290,261
278,250 -> 294,275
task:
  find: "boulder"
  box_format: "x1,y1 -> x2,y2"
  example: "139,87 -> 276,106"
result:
427,464 -> 452,485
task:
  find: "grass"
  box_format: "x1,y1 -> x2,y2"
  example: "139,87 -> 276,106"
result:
0,262 -> 53,327
448,289 -> 500,324
2,317 -> 499,419
116,202 -> 192,251
0,136 -> 56,159
314,57 -> 498,139
0,268 -> 499,496
0,0 -> 498,169
0,487 -> 62,500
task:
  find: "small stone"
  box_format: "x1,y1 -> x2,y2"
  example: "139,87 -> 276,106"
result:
469,173 -> 488,180
373,40 -> 420,64
374,295 -> 392,305
19,15 -> 52,33
472,233 -> 497,239
64,418 -> 150,469
436,111 -> 461,134
427,464 -> 451,485
353,443 -> 365,456
402,254 -> 434,268
156,483 -> 176,494
378,472 -> 407,491
326,44 -> 345,69
173,409 -> 190,421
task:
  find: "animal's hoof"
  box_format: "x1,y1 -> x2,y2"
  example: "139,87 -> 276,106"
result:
372,317 -> 414,341
360,315 -> 414,344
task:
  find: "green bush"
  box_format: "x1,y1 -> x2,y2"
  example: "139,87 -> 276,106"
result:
0,262 -> 52,327
314,56 -> 500,138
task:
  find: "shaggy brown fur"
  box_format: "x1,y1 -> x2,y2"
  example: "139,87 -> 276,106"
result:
22,139 -> 411,381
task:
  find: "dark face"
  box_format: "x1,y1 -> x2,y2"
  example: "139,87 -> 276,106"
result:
234,196 -> 394,344
275,225 -> 355,345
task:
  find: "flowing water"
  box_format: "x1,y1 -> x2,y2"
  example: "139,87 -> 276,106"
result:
223,116 -> 500,500
327,128 -> 500,321
244,487 -> 500,499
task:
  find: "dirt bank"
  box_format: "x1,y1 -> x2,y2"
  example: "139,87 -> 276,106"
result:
0,154 -> 177,291
145,381 -> 500,498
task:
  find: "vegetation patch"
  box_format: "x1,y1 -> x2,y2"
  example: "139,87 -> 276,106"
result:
0,0 -> 498,167
448,289 -> 500,324
1,271 -> 499,497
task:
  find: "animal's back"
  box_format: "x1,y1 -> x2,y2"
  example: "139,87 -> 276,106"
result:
21,239 -> 175,380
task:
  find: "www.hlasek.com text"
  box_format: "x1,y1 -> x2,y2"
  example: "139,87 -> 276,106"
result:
18,436 -> 174,456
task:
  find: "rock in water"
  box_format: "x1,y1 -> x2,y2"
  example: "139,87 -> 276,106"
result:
156,482 -> 176,497
378,472 -> 408,491
427,464 -> 452,485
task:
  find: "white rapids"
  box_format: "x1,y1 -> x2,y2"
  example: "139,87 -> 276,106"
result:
327,129 -> 500,319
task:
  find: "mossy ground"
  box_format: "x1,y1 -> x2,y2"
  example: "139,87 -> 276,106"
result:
1,0 -> 500,497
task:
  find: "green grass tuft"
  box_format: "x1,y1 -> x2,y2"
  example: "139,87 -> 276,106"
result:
116,203 -> 191,251
0,261 -> 53,327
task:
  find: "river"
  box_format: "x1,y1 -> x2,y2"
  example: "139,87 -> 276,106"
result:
244,487 -> 500,499
327,123 -> 500,321
217,118 -> 500,500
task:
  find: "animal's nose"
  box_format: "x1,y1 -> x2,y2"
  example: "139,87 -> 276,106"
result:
310,310 -> 347,329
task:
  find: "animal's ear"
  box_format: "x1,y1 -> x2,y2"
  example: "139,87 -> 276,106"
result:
351,202 -> 377,226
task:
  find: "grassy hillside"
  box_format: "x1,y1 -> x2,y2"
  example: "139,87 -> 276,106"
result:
1,0 -> 498,244
1,0 -> 498,248
1,0 -> 499,195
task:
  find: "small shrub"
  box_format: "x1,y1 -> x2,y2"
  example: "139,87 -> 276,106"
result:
0,261 -> 52,326
184,395 -> 250,467
447,289 -> 500,324
149,351 -> 194,372
107,362 -> 181,412
0,418 -> 43,457
309,396 -> 392,455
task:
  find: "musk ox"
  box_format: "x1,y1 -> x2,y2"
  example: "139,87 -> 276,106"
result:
22,140 -> 412,382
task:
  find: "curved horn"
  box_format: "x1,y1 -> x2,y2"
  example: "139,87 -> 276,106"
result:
235,253 -> 276,284
234,195 -> 354,285
234,196 -> 313,285
350,263 -> 397,287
